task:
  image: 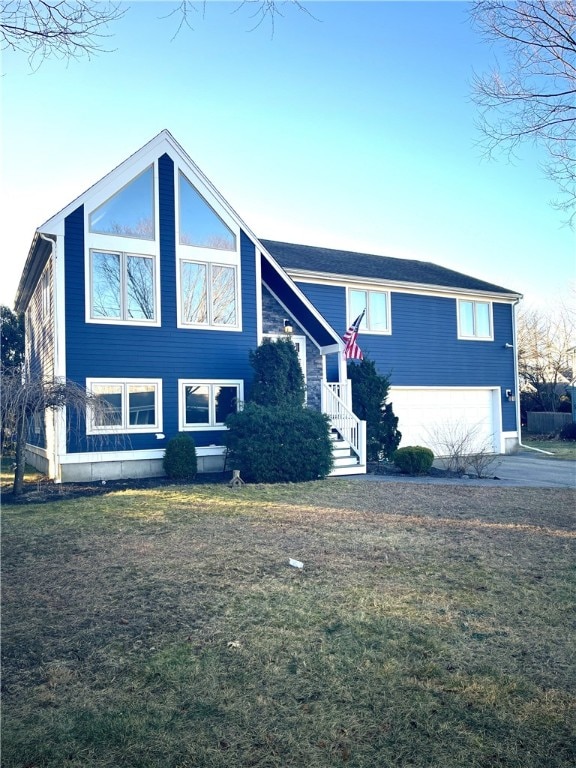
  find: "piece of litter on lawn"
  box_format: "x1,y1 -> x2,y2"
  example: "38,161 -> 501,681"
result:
289,558 -> 304,569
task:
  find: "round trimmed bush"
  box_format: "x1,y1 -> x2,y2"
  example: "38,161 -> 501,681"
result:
393,445 -> 434,475
163,433 -> 197,480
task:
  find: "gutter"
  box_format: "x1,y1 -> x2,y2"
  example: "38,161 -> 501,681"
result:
512,297 -> 555,456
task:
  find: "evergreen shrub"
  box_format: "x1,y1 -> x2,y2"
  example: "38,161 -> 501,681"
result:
559,422 -> 576,441
225,403 -> 333,483
250,338 -> 305,407
163,433 -> 197,480
393,445 -> 434,475
347,357 -> 401,460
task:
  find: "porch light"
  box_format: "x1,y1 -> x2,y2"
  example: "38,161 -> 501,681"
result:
283,319 -> 293,334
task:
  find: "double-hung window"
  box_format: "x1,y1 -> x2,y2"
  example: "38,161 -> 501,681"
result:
458,300 -> 492,340
87,379 -> 162,434
179,380 -> 242,430
349,288 -> 390,333
90,250 -> 156,322
180,261 -> 237,326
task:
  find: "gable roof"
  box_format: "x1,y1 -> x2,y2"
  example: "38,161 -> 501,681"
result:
260,239 -> 521,298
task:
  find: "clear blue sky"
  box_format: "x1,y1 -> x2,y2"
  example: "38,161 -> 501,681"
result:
1,1 -> 574,310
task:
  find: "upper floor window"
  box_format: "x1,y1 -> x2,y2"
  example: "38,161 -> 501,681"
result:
179,380 -> 242,430
90,250 -> 156,322
180,260 -> 237,327
458,300 -> 492,340
179,172 -> 236,250
349,288 -> 390,333
87,378 -> 162,434
89,166 -> 155,240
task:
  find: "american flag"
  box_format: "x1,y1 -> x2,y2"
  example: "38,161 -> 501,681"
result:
343,310 -> 365,360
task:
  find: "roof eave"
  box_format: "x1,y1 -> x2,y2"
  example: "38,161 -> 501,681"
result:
15,232 -> 56,312
283,267 -> 523,301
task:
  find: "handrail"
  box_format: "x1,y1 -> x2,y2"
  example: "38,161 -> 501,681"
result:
321,381 -> 366,465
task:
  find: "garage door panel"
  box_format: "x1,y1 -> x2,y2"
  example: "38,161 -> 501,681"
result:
389,388 -> 499,455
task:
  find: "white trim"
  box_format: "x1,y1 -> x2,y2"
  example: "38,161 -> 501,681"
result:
85,248 -> 161,327
347,285 -> 392,335
457,299 -> 494,341
178,379 -> 243,431
255,248 -> 263,342
176,258 -> 241,331
58,445 -> 227,465
285,269 -> 521,303
86,378 -> 163,435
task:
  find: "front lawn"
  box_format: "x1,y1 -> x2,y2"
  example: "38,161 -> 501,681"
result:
521,438 -> 576,460
2,480 -> 575,767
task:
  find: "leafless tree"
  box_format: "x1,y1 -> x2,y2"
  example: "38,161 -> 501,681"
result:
1,0 -> 125,66
1,368 -> 122,496
1,0 -> 312,68
517,298 -> 575,412
470,1 -> 576,224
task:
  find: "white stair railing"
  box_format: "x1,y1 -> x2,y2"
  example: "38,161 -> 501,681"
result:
322,382 -> 366,466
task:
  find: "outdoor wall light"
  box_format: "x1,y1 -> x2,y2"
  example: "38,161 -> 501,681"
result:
283,319 -> 293,334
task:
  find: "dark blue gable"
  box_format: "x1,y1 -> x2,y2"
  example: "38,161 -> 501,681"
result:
64,154 -> 259,453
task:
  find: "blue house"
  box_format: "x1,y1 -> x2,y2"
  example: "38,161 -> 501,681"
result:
15,130 -> 522,481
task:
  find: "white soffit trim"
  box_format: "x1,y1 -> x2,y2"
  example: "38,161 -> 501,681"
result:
285,268 -> 522,303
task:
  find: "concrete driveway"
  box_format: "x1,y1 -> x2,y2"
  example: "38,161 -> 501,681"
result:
350,451 -> 576,489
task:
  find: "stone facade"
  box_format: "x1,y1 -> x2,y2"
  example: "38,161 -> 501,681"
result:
261,287 -> 323,411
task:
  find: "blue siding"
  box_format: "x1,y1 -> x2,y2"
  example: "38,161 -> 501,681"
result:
64,154 -> 259,453
296,281 -> 517,431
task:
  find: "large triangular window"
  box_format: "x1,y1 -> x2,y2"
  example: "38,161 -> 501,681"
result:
179,172 -> 236,251
89,166 -> 155,240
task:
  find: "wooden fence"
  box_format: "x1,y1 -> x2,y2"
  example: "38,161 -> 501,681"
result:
526,412 -> 571,434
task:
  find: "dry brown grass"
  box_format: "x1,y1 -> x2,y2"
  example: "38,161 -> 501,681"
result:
2,479 -> 575,767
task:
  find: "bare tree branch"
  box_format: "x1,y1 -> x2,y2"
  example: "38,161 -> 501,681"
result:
1,0 -> 126,67
470,1 -> 576,225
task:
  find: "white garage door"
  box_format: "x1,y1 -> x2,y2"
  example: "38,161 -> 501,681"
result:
389,387 -> 500,455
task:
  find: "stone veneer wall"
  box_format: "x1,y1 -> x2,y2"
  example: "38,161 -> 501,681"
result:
261,288 -> 323,412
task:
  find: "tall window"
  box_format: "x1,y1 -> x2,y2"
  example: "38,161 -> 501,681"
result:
458,300 -> 492,339
89,166 -> 155,240
87,379 -> 162,433
180,261 -> 237,326
90,250 -> 156,322
179,172 -> 236,250
349,288 -> 390,332
179,380 -> 242,430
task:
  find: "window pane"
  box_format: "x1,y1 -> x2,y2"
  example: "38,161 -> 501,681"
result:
459,301 -> 475,336
89,166 -> 154,239
126,255 -> 155,320
128,384 -> 156,426
93,384 -> 122,427
212,266 -> 237,325
215,385 -> 238,424
475,302 -> 491,337
92,252 -> 121,318
349,290 -> 367,329
369,292 -> 388,331
181,262 -> 208,323
179,173 -> 236,250
184,385 -> 210,424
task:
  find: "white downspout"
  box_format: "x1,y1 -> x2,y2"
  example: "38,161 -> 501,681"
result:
512,297 -> 554,455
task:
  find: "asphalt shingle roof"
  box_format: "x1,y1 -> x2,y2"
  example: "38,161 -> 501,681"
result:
260,239 -> 520,296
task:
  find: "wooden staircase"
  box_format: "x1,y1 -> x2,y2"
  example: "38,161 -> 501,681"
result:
322,382 -> 367,477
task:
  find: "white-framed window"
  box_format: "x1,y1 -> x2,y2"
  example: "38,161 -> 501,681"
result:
348,288 -> 391,333
178,380 -> 243,430
89,249 -> 157,323
89,165 -> 155,240
458,299 -> 493,340
179,260 -> 238,327
87,378 -> 162,434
